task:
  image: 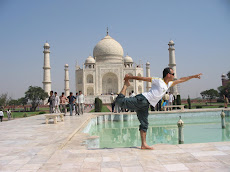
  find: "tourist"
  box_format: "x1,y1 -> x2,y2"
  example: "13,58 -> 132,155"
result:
60,92 -> 68,116
168,92 -> 174,110
7,109 -> 11,120
75,92 -> 79,115
224,90 -> 229,108
78,91 -> 84,115
54,92 -> 60,113
163,92 -> 169,111
115,67 -> 202,149
46,91 -> 55,113
67,92 -> 76,116
0,109 -> 4,122
110,93 -> 116,112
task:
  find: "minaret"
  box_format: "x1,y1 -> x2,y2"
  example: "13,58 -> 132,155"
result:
42,42 -> 51,96
168,40 -> 179,95
146,62 -> 151,91
64,64 -> 70,96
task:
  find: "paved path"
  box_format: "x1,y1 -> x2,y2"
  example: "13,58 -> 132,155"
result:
0,109 -> 230,171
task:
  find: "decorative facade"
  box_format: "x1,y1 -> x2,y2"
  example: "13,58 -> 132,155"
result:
75,33 -> 144,103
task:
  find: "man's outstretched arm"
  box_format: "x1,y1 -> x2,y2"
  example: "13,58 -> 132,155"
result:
124,74 -> 152,82
172,73 -> 202,86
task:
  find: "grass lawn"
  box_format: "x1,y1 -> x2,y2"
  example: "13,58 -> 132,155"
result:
182,102 -> 225,109
11,111 -> 42,118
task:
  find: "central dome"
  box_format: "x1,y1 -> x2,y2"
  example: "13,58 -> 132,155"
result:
93,35 -> 124,63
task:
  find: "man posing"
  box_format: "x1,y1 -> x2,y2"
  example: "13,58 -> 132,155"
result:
116,67 -> 202,149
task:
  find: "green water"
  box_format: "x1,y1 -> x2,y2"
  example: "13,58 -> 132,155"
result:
85,112 -> 230,148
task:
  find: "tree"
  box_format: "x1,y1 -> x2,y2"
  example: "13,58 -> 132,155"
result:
18,97 -> 27,106
0,93 -> 10,108
200,89 -> 219,105
18,97 -> 27,111
227,71 -> 230,80
25,86 -> 48,111
187,95 -> 191,109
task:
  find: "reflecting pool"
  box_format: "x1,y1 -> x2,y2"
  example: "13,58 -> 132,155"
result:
83,110 -> 230,148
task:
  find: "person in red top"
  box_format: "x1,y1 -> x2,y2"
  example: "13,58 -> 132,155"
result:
60,92 -> 68,116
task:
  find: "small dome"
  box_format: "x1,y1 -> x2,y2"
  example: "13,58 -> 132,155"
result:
124,55 -> 133,63
93,35 -> 124,62
146,61 -> 150,65
44,42 -> 50,47
85,56 -> 95,64
168,40 -> 174,45
65,64 -> 69,67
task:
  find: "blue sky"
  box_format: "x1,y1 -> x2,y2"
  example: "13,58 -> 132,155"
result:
0,0 -> 229,99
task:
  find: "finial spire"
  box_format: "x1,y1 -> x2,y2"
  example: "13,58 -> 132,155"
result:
106,27 -> 109,36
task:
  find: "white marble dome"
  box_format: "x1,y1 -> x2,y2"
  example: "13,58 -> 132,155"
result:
85,55 -> 95,64
93,35 -> 124,62
124,55 -> 133,63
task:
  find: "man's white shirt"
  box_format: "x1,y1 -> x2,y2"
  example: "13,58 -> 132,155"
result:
142,77 -> 173,107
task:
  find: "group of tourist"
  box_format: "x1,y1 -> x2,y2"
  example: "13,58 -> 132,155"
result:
46,91 -> 85,116
0,109 -> 12,122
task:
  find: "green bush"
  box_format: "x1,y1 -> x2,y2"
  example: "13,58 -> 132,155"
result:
219,105 -> 224,108
184,105 -> 188,109
176,95 -> 181,109
196,105 -> 202,109
94,97 -> 102,112
39,111 -> 46,114
187,96 -> 191,109
23,113 -> 28,117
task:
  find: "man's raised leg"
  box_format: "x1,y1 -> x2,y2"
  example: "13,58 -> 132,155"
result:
120,79 -> 130,95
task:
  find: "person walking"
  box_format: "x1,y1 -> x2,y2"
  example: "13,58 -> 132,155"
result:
75,92 -> 79,115
60,92 -> 68,116
54,92 -> 61,113
0,109 -> 4,122
7,109 -> 11,120
115,67 -> 202,149
224,90 -> 229,108
67,92 -> 76,116
110,93 -> 116,112
46,91 -> 55,113
78,91 -> 85,115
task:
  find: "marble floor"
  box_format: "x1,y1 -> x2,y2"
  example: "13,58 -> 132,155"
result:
1,110 -> 230,172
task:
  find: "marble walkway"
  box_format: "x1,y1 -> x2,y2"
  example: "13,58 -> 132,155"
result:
1,110 -> 230,172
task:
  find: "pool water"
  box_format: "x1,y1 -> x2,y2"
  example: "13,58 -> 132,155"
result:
84,111 -> 230,148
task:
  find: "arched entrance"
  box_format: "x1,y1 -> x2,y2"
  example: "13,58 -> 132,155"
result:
102,72 -> 118,95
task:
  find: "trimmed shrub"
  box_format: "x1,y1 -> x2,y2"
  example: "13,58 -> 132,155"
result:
176,95 -> 181,109
187,96 -> 191,109
23,113 -> 28,117
95,97 -> 102,112
39,111 -> 46,114
196,105 -> 202,109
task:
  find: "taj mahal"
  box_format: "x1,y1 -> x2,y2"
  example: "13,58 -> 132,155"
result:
42,30 -> 179,104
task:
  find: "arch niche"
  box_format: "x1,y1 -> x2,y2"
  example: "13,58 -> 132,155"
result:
87,87 -> 94,95
102,72 -> 118,95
